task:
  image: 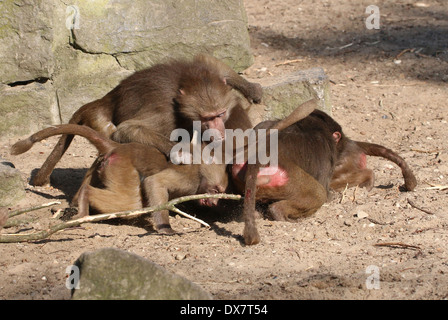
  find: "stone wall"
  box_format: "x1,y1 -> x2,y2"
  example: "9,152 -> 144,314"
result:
0,0 -> 253,137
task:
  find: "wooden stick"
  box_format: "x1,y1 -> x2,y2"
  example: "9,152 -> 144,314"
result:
367,218 -> 393,226
396,48 -> 415,59
425,186 -> 448,191
0,194 -> 241,243
374,242 -> 421,250
274,58 -> 304,67
410,148 -> 440,154
8,201 -> 61,218
339,183 -> 349,204
169,206 -> 210,228
352,185 -> 358,202
423,182 -> 448,191
407,198 -> 435,215
4,217 -> 38,228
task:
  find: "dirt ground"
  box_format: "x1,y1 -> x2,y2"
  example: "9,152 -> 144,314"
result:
1,0 -> 447,300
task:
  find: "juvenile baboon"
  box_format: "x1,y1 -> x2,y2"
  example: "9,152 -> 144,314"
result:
11,124 -> 228,234
234,107 -> 417,245
32,54 -> 260,186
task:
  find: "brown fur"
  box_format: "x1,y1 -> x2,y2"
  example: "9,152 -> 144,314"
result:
11,125 -> 167,216
330,140 -> 417,192
11,124 -> 229,233
32,54 -> 260,186
236,105 -> 417,245
235,104 -> 334,245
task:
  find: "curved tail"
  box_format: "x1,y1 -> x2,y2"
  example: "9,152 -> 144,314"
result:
11,124 -> 117,157
271,98 -> 317,131
355,141 -> 417,191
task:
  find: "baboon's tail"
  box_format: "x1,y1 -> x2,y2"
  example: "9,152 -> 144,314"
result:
11,124 -> 117,157
355,141 -> 417,191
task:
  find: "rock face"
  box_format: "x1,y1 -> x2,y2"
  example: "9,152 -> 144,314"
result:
71,248 -> 212,300
0,160 -> 25,207
247,67 -> 332,125
0,1 -> 54,84
0,0 -> 333,138
70,0 -> 253,71
0,0 -> 253,137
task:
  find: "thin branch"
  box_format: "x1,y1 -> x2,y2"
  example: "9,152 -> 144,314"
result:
352,185 -> 358,202
396,48 -> 415,59
339,183 -> 349,203
4,217 -> 37,228
1,201 -> 61,230
407,198 -> 435,215
274,58 -> 304,67
8,201 -> 61,218
170,206 -> 210,228
374,242 -> 421,251
0,194 -> 241,243
410,148 -> 440,154
367,218 -> 394,226
424,182 -> 448,191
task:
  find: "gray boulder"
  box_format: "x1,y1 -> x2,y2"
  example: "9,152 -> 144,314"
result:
0,160 -> 25,207
71,248 -> 212,300
70,0 -> 253,72
0,81 -> 59,137
0,0 -> 254,136
247,67 -> 333,125
0,0 -> 54,84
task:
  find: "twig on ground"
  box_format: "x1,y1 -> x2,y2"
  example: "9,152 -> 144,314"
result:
410,148 -> 440,154
407,198 -> 436,215
339,183 -> 349,204
423,182 -> 448,191
169,206 -> 210,228
8,201 -> 61,218
338,42 -> 354,50
367,218 -> 393,226
0,194 -> 241,243
51,208 -> 64,220
396,48 -> 415,59
352,185 -> 358,202
274,58 -> 304,67
1,201 -> 61,230
374,242 -> 421,251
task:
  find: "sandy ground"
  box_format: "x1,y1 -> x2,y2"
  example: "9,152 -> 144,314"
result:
1,0 -> 447,300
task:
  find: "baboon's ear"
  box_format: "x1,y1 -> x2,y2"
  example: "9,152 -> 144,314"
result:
333,131 -> 342,144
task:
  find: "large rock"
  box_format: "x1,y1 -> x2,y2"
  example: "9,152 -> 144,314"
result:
70,0 -> 253,72
52,52 -> 131,123
247,67 -> 332,125
0,160 -> 25,207
0,82 -> 59,137
0,0 -> 54,84
0,0 -> 254,135
71,248 -> 212,300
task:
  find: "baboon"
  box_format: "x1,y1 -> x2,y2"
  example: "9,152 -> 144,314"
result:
32,54 -> 260,186
235,108 -> 417,245
11,124 -> 227,233
11,99 -> 317,235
